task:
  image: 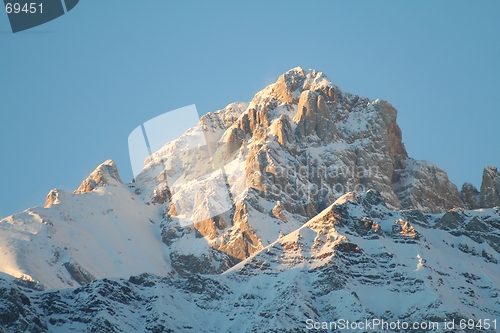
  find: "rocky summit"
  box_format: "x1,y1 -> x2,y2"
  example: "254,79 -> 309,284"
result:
1,68 -> 499,333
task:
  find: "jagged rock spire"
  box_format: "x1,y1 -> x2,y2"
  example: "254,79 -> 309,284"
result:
479,166 -> 500,208
74,160 -> 123,194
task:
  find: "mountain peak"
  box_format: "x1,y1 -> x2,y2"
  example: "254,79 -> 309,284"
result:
3,68 -> 500,331
479,165 -> 500,208
44,188 -> 69,208
74,159 -> 122,194
266,67 -> 340,106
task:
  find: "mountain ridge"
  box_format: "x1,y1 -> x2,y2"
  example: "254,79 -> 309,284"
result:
2,67 -> 499,288
1,67 -> 500,332
2,189 -> 500,332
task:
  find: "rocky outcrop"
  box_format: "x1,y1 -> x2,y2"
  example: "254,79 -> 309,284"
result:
392,158 -> 463,213
459,166 -> 500,210
74,160 -> 122,194
461,182 -> 480,209
269,114 -> 295,147
44,189 -> 68,208
271,201 -> 286,221
218,68 -> 461,213
479,166 -> 500,208
293,89 -> 333,141
151,187 -> 170,204
135,67 -> 473,276
63,260 -> 95,286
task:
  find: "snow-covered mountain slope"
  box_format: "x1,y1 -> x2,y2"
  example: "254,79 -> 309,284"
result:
227,191 -> 500,323
1,67 -> 500,333
0,160 -> 172,289
1,191 -> 500,333
0,67 -> 497,289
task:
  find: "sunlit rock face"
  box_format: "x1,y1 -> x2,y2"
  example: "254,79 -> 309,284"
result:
74,159 -> 123,194
135,67 -> 469,276
0,68 -> 476,287
2,68 -> 500,332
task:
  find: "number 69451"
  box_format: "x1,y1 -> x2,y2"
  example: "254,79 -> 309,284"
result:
5,3 -> 43,14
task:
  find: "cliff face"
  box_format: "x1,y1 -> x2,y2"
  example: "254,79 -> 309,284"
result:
133,67 -> 467,276
0,67 -> 488,288
479,166 -> 500,208
211,67 -> 462,215
458,166 -> 500,210
1,68 -> 500,332
73,159 -> 122,194
461,182 -> 480,210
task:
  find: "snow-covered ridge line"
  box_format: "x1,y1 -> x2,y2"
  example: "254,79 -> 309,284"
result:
0,67 -> 499,311
2,189 -> 500,332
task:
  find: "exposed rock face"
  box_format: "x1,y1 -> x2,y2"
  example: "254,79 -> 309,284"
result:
223,68 -> 461,213
218,202 -> 263,261
460,166 -> 500,210
271,201 -> 286,221
62,260 -> 95,286
134,67 -> 469,276
461,182 -> 480,209
4,68 -> 500,332
392,158 -> 463,212
434,206 -> 500,254
479,166 -> 500,208
218,68 -> 460,214
393,219 -> 419,240
3,190 -> 500,333
3,67 -> 484,288
151,187 -> 170,204
74,159 -> 122,194
44,189 -> 68,208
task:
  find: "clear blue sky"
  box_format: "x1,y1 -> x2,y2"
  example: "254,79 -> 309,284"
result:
1,1 -> 499,218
